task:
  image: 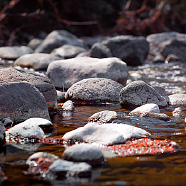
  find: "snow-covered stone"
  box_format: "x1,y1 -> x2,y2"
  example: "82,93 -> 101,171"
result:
63,122 -> 150,145
129,103 -> 160,116
168,94 -> 186,105
62,100 -> 74,111
63,144 -> 104,166
173,107 -> 184,117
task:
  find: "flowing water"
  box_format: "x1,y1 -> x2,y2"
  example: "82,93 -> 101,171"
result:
1,62 -> 186,186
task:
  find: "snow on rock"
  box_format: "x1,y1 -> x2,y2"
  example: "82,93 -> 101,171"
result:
129,103 -> 160,116
62,100 -> 74,111
63,143 -> 104,166
63,122 -> 150,145
6,118 -> 48,138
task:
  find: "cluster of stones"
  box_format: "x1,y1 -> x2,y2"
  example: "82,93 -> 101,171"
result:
0,29 -> 186,182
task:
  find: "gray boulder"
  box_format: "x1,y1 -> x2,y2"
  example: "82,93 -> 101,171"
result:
0,46 -> 33,59
89,43 -> 112,58
47,57 -> 128,89
119,81 -> 167,108
51,45 -> 86,59
65,78 -> 124,103
35,30 -> 84,53
0,68 -> 57,109
102,35 -> 149,66
0,82 -> 50,122
160,39 -> 186,62
0,123 -> 5,145
14,53 -> 61,71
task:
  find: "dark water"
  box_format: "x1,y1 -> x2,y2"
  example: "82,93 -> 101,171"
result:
1,62 -> 186,186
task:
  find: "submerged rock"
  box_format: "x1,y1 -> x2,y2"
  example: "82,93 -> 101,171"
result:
119,81 -> 167,109
65,78 -> 124,103
0,68 -> 57,110
14,53 -> 61,70
88,110 -> 118,123
47,57 -> 128,89
0,82 -> 50,122
63,144 -> 104,166
63,122 -> 150,145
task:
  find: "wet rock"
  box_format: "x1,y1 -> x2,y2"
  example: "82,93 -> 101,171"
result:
51,45 -> 86,59
119,81 -> 167,109
6,118 -> 46,138
0,123 -> 5,145
152,86 -> 169,102
1,117 -> 13,127
63,144 -> 104,166
89,43 -> 112,58
47,159 -> 92,178
0,46 -> 33,59
35,30 -> 84,53
65,78 -> 124,103
139,112 -> 170,121
102,35 -> 149,66
14,53 -> 61,71
63,122 -> 150,145
28,38 -> 43,50
88,110 -> 118,123
160,39 -> 186,62
129,103 -> 160,116
62,100 -> 74,111
0,82 -> 50,122
47,57 -> 128,89
172,107 -> 184,117
0,68 -> 57,110
168,94 -> 186,105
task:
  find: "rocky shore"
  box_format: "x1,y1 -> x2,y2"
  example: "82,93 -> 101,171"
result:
0,30 -> 186,183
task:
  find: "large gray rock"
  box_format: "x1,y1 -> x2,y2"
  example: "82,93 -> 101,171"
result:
47,57 -> 128,89
14,53 -> 61,70
0,46 -> 33,59
35,30 -> 84,53
102,35 -> 149,66
51,44 -> 86,59
119,81 -> 167,108
65,78 -> 124,103
0,68 -> 57,109
0,82 -> 50,122
160,40 -> 186,62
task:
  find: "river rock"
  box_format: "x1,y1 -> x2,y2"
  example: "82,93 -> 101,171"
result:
89,43 -> 112,58
47,57 -> 128,89
102,35 -> 149,66
51,45 -> 86,59
172,107 -> 184,117
65,78 -> 124,103
88,110 -> 118,123
35,30 -> 84,53
139,112 -> 170,121
160,39 -> 186,62
62,100 -> 74,111
63,122 -> 150,145
63,144 -> 104,166
0,82 -> 50,122
14,53 -> 61,70
168,94 -> 186,105
129,103 -> 160,116
56,90 -> 66,102
0,46 -> 33,59
0,68 -> 57,109
6,118 -> 46,138
119,81 -> 167,109
47,159 -> 92,178
28,38 -> 43,50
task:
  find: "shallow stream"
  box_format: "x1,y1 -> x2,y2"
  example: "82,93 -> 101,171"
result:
1,62 -> 186,186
